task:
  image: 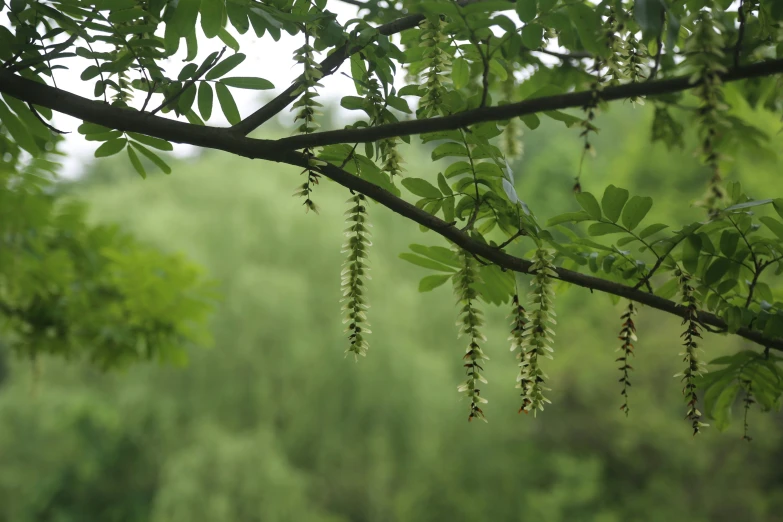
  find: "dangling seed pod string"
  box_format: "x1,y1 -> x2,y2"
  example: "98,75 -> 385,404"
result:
675,269 -> 708,435
741,378 -> 754,441
518,247 -> 557,416
508,285 -> 531,411
617,301 -> 638,416
291,9 -> 324,213
365,75 -> 404,181
575,58 -> 603,192
418,16 -> 451,118
341,193 -> 371,358
454,248 -> 489,422
684,1 -> 729,216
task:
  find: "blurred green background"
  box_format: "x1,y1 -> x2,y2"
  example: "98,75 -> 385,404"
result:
1,97 -> 782,522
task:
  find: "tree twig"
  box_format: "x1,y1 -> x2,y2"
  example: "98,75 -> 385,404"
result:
26,102 -> 68,134
274,58 -> 783,150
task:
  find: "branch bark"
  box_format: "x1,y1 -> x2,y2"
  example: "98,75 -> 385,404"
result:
274,58 -> 783,150
1,68 -> 781,351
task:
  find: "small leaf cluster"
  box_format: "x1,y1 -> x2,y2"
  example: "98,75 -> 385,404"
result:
697,350 -> 783,433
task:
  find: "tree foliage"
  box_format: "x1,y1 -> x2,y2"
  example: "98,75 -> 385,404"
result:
1,0 -> 783,434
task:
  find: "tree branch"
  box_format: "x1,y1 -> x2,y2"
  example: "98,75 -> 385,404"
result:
274,58 -> 783,150
229,0 -> 504,136
1,68 -> 781,351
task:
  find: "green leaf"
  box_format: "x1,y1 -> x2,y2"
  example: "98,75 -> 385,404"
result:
712,382 -> 741,431
198,82 -> 213,120
444,161 -> 472,178
704,257 -> 731,285
655,277 -> 680,299
520,114 -> 540,130
0,100 -> 38,155
409,245 -> 461,268
217,28 -> 240,51
353,156 -> 400,196
340,96 -> 365,110
635,0 -> 665,37
773,199 -> 783,220
437,173 -> 453,196
419,274 -> 452,292
547,211 -> 591,226
431,142 -> 468,161
682,234 -> 701,274
126,145 -> 146,179
521,23 -> 544,49
178,84 -> 197,114
474,163 -> 504,178
567,4 -> 605,56
575,192 -> 602,220
215,82 -> 241,124
130,142 -> 172,174
94,138 -> 127,158
200,0 -> 224,38
601,185 -> 629,223
719,230 -> 739,257
544,110 -> 581,127
516,0 -> 537,23
760,216 -> 783,240
489,59 -> 507,81
402,178 -> 441,199
205,53 -> 246,80
219,77 -> 274,89
349,54 -> 367,94
665,9 -> 681,51
127,132 -> 174,151
587,222 -> 624,236
170,0 -> 201,38
621,196 -> 653,231
78,122 -> 111,135
724,199 -> 774,212
226,1 -> 249,34
443,196 -> 455,223
638,223 -> 668,239
178,63 -> 198,81
80,65 -> 101,81
399,253 -> 455,272
452,57 -> 469,89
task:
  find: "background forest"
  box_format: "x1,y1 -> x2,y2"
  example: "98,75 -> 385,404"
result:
1,99 -> 783,522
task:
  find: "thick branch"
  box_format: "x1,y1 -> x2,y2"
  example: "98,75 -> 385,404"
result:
0,70 -> 278,155
1,68 -> 781,351
275,58 -> 783,150
230,0 -> 499,136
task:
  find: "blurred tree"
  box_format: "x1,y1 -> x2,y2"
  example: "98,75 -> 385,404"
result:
3,122 -> 783,520
0,136 -> 214,371
1,0 -> 783,436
